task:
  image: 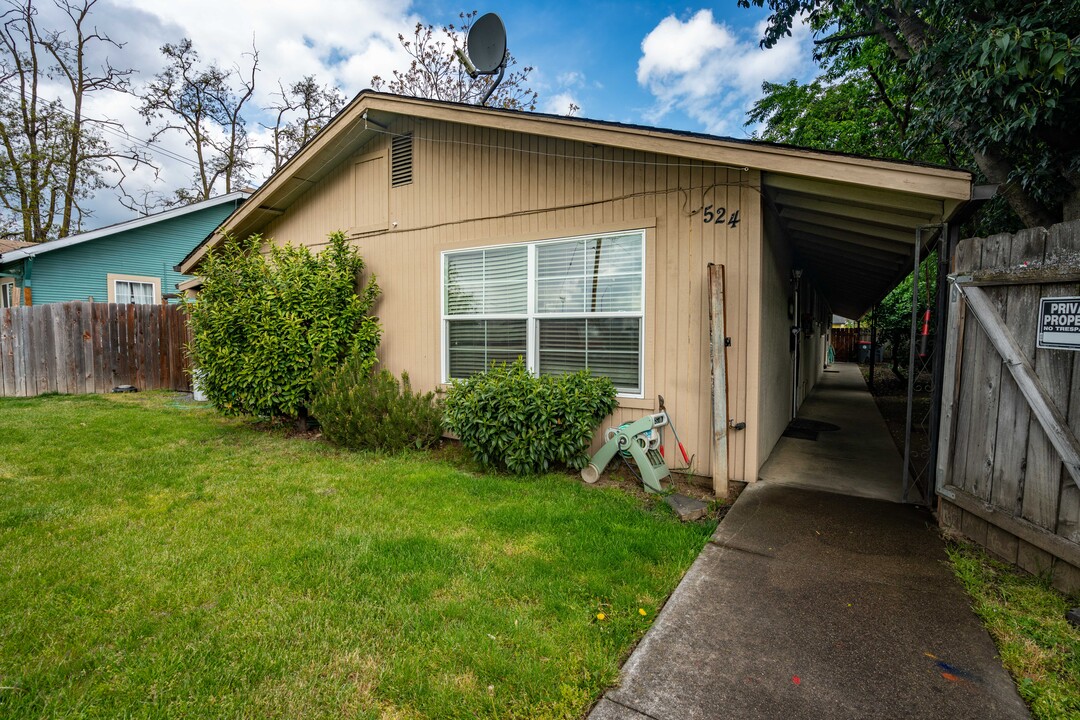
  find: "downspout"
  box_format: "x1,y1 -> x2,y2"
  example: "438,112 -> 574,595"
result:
21,257 -> 32,306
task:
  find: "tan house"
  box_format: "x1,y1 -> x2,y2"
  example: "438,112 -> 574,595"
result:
179,91 -> 972,495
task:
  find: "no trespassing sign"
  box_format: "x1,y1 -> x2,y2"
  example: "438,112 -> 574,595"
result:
1038,296 -> 1080,351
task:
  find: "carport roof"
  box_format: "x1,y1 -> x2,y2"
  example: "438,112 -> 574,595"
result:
178,92 -> 972,317
762,173 -> 956,318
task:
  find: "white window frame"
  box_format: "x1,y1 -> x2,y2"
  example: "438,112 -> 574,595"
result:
441,229 -> 646,398
107,273 -> 160,305
0,278 -> 16,308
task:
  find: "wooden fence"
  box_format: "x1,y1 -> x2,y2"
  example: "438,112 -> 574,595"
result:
936,219 -> 1080,592
0,301 -> 193,397
831,327 -> 862,362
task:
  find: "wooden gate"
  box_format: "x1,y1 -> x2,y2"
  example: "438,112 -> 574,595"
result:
831,327 -> 860,362
935,220 -> 1080,592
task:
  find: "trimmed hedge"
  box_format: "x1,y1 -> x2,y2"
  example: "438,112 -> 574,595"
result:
443,359 -> 617,475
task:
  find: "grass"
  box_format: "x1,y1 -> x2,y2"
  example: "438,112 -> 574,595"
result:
0,392 -> 715,719
947,542 -> 1080,720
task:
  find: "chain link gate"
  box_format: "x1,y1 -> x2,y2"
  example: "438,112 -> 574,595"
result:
902,225 -> 946,505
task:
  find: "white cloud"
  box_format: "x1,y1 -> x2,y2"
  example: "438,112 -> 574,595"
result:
636,9 -> 814,136
542,92 -> 582,116
30,0 -> 424,229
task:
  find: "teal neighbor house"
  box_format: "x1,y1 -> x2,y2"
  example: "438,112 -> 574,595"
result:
0,192 -> 248,308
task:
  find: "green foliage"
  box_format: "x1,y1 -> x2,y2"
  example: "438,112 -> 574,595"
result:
184,231 -> 381,419
861,251 -> 938,370
444,359 -> 618,475
310,361 -> 443,453
947,542 -> 1080,720
741,0 -> 1080,227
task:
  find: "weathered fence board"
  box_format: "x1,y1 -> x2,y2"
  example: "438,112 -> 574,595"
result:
938,219 -> 1080,592
0,301 -> 192,397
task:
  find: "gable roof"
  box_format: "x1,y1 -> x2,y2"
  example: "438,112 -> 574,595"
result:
176,92 -> 972,317
0,191 -> 250,265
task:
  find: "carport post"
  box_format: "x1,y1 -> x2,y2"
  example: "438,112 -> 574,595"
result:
869,303 -> 878,392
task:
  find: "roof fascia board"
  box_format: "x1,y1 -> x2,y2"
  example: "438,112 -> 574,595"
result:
0,191 -> 249,263
364,95 -> 972,198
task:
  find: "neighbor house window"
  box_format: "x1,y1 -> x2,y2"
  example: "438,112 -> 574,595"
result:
1,279 -> 15,308
107,274 -> 160,305
443,230 -> 644,395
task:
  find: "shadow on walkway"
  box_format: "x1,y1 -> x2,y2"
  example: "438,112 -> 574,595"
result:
759,362 -> 903,502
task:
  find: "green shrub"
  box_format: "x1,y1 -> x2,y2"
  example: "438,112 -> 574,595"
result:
184,231 -> 380,420
443,359 -> 618,475
311,358 -> 443,453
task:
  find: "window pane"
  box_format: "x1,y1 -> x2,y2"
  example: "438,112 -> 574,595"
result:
538,350 -> 587,376
585,274 -> 641,312
538,317 -> 641,392
537,239 -> 585,278
587,234 -> 642,276
538,318 -> 585,350
537,277 -> 584,313
448,319 -> 526,378
116,281 -> 133,304
536,233 -> 643,315
484,247 -> 527,313
132,283 -> 154,304
445,246 -> 526,315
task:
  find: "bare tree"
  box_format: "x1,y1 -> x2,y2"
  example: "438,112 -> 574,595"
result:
261,75 -> 345,172
0,0 -> 142,242
138,37 -> 258,206
371,11 -> 538,111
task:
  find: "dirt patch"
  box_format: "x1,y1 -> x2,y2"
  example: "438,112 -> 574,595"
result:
857,363 -> 932,463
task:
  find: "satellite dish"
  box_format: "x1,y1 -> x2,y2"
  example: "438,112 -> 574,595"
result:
466,13 -> 507,74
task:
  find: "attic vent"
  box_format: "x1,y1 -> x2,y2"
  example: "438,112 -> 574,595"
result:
391,133 -> 413,187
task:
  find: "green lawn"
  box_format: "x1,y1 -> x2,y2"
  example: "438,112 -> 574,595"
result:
947,542 -> 1080,720
0,393 -> 714,719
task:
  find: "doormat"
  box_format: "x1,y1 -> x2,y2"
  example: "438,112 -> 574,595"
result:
789,418 -> 841,433
782,425 -> 819,441
824,369 -> 840,373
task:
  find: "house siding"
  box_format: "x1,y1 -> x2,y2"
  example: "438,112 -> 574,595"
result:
3,203 -> 239,305
259,117 -> 764,482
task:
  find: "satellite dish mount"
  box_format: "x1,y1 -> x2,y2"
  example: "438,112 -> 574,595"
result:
455,13 -> 508,107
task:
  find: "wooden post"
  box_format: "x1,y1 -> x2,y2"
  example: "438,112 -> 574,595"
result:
934,279 -> 966,496
708,263 -> 729,499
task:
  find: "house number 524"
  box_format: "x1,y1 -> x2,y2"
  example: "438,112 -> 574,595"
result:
703,205 -> 740,228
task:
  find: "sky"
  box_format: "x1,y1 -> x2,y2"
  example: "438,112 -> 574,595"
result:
31,0 -> 818,231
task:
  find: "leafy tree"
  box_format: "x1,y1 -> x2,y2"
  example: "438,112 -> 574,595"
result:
371,10 -> 538,111
740,0 -> 1080,227
184,231 -> 381,423
0,0 -> 142,242
260,75 -> 346,173
138,37 -> 258,207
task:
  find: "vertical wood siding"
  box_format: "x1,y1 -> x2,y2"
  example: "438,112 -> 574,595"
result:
261,118 -> 765,482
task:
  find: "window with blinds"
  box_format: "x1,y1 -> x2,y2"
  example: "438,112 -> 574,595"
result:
443,230 -> 644,395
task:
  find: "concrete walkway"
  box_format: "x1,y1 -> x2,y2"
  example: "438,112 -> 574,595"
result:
589,365 -> 1029,720
758,362 -> 903,502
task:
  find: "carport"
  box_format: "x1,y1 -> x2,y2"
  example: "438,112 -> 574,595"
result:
753,167 -> 971,504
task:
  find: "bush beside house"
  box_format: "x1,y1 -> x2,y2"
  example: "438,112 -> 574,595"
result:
444,359 -> 618,475
184,231 -> 380,421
